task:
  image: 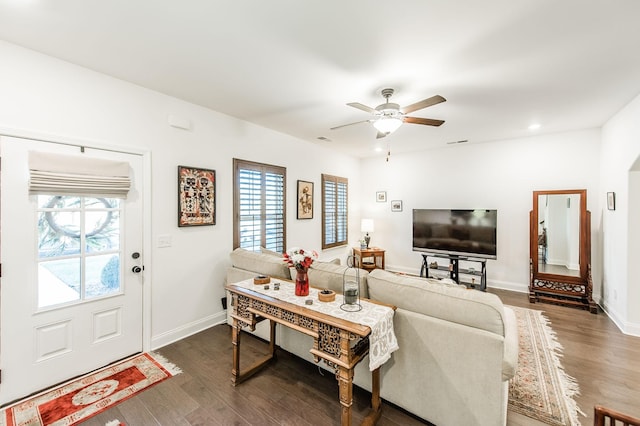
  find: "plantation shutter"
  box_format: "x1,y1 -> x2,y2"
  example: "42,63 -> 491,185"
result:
322,174 -> 348,249
234,159 -> 286,252
28,151 -> 131,198
264,171 -> 285,250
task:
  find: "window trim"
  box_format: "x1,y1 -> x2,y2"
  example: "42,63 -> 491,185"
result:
321,173 -> 348,249
233,158 -> 286,252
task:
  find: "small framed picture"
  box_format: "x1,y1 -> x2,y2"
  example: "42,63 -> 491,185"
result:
376,191 -> 387,202
297,180 -> 313,219
178,165 -> 216,226
391,200 -> 403,212
607,192 -> 616,211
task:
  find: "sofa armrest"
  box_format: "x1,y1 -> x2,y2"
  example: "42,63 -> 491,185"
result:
501,306 -> 519,381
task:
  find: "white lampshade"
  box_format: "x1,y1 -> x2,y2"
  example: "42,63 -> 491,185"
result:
373,117 -> 403,134
361,218 -> 374,233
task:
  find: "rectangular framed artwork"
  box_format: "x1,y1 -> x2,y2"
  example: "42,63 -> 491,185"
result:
376,191 -> 387,202
391,200 -> 403,212
607,191 -> 616,211
297,180 -> 313,219
178,165 -> 216,226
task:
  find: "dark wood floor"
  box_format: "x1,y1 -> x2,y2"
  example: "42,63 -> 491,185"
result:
81,289 -> 640,426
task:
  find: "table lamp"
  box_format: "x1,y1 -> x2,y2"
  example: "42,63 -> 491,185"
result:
361,218 -> 374,249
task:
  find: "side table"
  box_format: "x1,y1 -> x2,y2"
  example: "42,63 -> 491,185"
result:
353,247 -> 385,271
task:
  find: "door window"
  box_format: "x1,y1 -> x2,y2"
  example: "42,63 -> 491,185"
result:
37,195 -> 122,308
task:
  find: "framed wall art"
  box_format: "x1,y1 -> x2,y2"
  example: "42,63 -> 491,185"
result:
376,191 -> 387,202
391,200 -> 403,212
297,180 -> 313,219
178,165 -> 216,226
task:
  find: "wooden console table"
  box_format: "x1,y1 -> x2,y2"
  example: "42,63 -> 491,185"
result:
226,281 -> 392,426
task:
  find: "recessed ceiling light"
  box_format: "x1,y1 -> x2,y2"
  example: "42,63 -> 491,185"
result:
375,147 -> 383,152
528,123 -> 541,131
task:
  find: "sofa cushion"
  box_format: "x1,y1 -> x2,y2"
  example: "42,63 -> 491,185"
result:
367,269 -> 506,336
230,248 -> 291,280
307,261 -> 369,298
262,246 -> 339,265
501,307 -> 519,380
260,247 -> 282,258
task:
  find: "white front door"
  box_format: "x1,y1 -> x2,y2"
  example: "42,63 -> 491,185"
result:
0,136 -> 144,405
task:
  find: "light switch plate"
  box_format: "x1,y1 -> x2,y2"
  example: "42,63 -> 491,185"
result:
158,235 -> 172,248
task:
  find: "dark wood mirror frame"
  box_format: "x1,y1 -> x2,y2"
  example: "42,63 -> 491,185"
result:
529,189 -> 597,313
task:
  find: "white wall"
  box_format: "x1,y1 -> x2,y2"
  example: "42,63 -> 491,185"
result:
3,38 -> 637,340
0,41 -> 361,348
359,129 -> 602,293
601,92 -> 640,335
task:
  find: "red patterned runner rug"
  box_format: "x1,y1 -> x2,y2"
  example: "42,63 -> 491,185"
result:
508,306 -> 585,425
0,352 -> 181,426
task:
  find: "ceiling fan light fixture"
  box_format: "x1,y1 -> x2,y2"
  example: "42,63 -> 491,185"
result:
373,116 -> 403,134
333,89 -> 445,137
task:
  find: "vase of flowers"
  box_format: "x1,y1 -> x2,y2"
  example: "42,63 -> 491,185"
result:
283,247 -> 318,296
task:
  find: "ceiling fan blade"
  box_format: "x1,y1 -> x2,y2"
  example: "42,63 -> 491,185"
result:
404,116 -> 445,127
401,95 -> 446,114
376,131 -> 388,139
330,119 -> 372,130
347,102 -> 376,114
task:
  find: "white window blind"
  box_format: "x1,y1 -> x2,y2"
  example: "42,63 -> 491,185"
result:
322,174 -> 348,249
234,159 -> 286,252
28,151 -> 131,198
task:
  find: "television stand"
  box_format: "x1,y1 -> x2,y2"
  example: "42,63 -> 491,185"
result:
419,253 -> 487,291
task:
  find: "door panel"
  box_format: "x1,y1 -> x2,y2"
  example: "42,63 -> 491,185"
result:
0,136 -> 144,404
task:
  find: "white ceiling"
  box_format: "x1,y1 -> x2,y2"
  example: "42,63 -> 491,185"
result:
1,0 -> 640,158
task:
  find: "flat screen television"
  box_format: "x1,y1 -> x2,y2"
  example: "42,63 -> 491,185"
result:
412,209 -> 497,259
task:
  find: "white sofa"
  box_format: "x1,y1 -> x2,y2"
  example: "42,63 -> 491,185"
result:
225,248 -> 518,426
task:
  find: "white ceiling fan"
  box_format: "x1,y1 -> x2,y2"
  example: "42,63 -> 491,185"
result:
331,88 -> 446,139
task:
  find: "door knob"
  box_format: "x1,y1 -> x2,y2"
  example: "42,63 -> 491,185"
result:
132,266 -> 143,273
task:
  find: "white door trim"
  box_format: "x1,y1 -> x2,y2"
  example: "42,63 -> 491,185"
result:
0,125 -> 153,354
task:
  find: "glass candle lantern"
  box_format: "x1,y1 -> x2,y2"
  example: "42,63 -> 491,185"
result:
341,256 -> 362,312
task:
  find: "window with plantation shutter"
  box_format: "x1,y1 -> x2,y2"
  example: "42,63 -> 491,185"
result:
322,174 -> 348,249
233,159 -> 286,252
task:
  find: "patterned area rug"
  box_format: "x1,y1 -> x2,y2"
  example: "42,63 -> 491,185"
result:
508,306 -> 585,425
0,352 -> 181,426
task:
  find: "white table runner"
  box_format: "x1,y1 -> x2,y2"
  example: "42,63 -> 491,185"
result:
232,278 -> 399,371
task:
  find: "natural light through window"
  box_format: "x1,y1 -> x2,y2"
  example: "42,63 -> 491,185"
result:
37,195 -> 122,308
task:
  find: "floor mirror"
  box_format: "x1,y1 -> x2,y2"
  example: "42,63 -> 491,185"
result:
529,189 -> 597,313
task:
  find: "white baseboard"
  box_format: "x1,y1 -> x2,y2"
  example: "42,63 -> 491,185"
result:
625,321 -> 640,337
599,302 -> 640,337
488,280 -> 529,293
151,311 -> 227,350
